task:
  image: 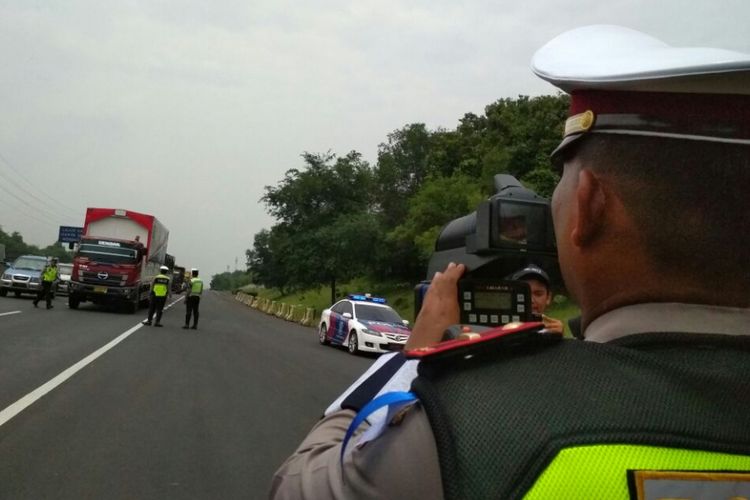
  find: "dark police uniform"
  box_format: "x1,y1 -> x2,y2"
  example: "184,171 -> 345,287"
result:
270,25 -> 750,499
145,271 -> 170,326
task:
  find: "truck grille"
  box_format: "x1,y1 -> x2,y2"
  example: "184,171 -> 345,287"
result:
13,275 -> 30,282
80,271 -> 124,286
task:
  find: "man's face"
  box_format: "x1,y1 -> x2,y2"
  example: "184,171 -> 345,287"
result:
526,278 -> 551,314
499,215 -> 527,242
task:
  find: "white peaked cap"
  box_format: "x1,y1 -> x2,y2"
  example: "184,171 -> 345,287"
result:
530,25 -> 750,161
532,25 -> 750,94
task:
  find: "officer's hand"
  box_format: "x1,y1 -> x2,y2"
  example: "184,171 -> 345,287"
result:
406,262 -> 465,350
541,315 -> 564,335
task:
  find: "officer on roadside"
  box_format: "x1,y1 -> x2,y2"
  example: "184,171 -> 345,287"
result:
271,25 -> 750,499
507,264 -> 564,334
183,268 -> 203,330
143,265 -> 171,327
33,257 -> 58,309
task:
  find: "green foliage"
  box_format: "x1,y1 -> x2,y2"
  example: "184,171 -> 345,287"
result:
0,226 -> 73,263
248,93 -> 570,291
389,173 -> 485,262
251,152 -> 380,294
210,270 -> 254,291
522,167 -> 560,199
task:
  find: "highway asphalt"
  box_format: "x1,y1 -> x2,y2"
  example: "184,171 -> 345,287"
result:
0,291 -> 373,499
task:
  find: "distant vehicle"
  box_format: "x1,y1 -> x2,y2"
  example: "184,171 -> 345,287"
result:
0,255 -> 47,298
318,294 -> 411,355
68,208 -> 169,313
56,263 -> 73,296
172,265 -> 186,293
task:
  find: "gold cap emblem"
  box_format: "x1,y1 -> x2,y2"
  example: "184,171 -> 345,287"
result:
563,110 -> 595,137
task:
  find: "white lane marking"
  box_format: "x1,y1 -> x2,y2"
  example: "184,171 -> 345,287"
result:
0,311 -> 21,318
0,295 -> 185,428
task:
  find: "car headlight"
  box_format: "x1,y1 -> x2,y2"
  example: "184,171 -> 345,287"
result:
362,328 -> 382,337
30,277 -> 40,284
1,273 -> 10,280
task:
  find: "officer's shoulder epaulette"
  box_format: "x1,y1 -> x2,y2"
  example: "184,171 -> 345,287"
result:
405,322 -> 562,367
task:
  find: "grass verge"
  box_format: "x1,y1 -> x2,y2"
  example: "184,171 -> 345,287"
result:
239,280 -> 580,337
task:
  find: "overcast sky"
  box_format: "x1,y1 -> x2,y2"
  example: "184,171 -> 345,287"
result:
1,0 -> 748,280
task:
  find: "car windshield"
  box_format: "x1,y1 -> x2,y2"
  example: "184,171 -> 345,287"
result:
354,303 -> 403,324
12,257 -> 46,271
77,240 -> 139,265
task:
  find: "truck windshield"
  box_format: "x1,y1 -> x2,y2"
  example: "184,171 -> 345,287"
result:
77,241 -> 139,265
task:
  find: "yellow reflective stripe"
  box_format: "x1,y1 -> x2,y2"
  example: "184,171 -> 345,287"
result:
524,444 -> 750,499
153,274 -> 169,296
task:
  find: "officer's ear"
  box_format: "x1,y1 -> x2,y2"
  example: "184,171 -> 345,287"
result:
571,168 -> 607,247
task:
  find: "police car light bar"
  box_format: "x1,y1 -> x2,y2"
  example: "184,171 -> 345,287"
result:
348,294 -> 387,304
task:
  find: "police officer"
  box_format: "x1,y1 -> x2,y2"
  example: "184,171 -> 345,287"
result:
271,26 -> 750,499
182,268 -> 203,330
507,264 -> 564,334
143,265 -> 170,327
33,257 -> 58,309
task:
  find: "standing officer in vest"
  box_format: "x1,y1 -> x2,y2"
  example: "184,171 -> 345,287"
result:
271,26 -> 750,499
183,268 -> 203,330
143,265 -> 170,327
33,257 -> 58,309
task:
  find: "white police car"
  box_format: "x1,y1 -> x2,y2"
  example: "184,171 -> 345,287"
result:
319,294 -> 411,355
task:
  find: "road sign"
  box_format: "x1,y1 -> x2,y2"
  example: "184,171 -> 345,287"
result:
59,226 -> 83,243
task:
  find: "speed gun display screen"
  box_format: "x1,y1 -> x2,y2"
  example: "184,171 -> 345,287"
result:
473,291 -> 512,310
458,279 -> 531,327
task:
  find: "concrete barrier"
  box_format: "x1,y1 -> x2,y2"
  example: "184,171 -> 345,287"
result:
235,293 -> 317,327
285,304 -> 297,321
275,303 -> 288,318
299,307 -> 316,326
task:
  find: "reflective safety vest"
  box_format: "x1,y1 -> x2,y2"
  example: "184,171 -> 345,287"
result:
411,331 -> 750,499
42,265 -> 58,282
152,274 -> 170,297
190,277 -> 203,296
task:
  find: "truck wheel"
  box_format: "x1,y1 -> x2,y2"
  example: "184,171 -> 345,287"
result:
68,294 -> 80,309
127,298 -> 138,314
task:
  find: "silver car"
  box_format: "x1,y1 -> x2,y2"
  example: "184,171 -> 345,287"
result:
0,255 -> 47,297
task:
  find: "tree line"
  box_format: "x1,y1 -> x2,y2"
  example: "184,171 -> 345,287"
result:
0,227 -> 73,264
246,94 -> 569,298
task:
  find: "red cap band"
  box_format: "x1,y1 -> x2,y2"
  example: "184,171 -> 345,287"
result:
569,90 -> 750,138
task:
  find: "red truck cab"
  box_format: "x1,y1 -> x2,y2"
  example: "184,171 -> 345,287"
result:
69,208 -> 169,313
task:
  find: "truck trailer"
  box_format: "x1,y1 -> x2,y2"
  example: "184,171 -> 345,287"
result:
69,208 -> 169,313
